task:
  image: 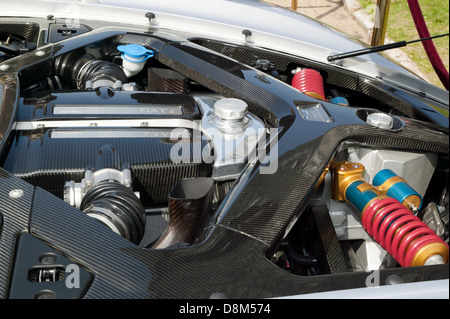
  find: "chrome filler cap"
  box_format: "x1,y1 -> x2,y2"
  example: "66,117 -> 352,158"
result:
214,98 -> 248,121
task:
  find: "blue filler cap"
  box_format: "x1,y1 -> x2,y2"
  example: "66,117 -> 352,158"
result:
330,96 -> 349,106
117,44 -> 154,62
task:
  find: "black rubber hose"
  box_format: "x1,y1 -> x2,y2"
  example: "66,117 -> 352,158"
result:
76,59 -> 127,89
285,243 -> 319,267
80,181 -> 145,244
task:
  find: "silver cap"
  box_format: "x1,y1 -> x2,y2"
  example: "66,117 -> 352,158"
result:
366,112 -> 394,129
214,98 -> 248,120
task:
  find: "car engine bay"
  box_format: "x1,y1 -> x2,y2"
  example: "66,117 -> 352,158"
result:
0,19 -> 448,298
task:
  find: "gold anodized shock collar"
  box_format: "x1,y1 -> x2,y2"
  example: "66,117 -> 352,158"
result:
411,242 -> 449,267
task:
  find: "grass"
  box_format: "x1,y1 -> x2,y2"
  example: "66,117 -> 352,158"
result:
358,0 -> 449,89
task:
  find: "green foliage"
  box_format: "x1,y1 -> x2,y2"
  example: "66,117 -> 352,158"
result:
359,0 -> 449,89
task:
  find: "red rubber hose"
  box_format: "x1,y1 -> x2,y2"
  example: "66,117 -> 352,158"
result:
407,0 -> 449,90
292,69 -> 326,100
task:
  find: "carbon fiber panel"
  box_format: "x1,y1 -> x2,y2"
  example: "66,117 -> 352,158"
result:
358,79 -> 424,120
157,42 -> 297,128
192,39 -> 447,124
0,83 -> 18,150
111,33 -> 168,52
27,185 -> 449,298
18,90 -> 200,121
218,122 -> 448,248
148,38 -> 449,251
3,129 -> 211,204
312,205 -> 348,274
3,46 -> 53,85
8,233 -> 93,299
0,22 -> 40,43
0,168 -> 34,299
192,39 -> 360,91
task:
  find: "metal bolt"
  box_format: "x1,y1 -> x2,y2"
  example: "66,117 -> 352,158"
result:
424,255 -> 445,265
145,12 -> 155,21
9,189 -> 24,198
386,275 -> 404,285
35,290 -> 55,299
85,181 -> 93,190
242,29 -> 252,44
40,253 -> 57,265
409,202 -> 418,213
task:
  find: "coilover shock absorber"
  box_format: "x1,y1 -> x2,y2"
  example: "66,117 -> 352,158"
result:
332,162 -> 448,267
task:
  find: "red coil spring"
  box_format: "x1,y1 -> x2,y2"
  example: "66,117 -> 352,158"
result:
362,197 -> 448,267
292,69 -> 326,100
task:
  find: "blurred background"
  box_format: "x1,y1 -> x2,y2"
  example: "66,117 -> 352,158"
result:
264,0 -> 449,90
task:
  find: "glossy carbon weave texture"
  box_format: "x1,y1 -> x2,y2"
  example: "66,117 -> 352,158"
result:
192,38 -> 447,124
18,91 -> 201,121
0,83 -> 18,150
3,128 -> 212,204
0,169 -> 34,299
0,22 -> 40,43
27,184 -> 449,299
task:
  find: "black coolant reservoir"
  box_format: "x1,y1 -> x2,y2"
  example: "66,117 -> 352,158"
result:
2,88 -> 212,206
